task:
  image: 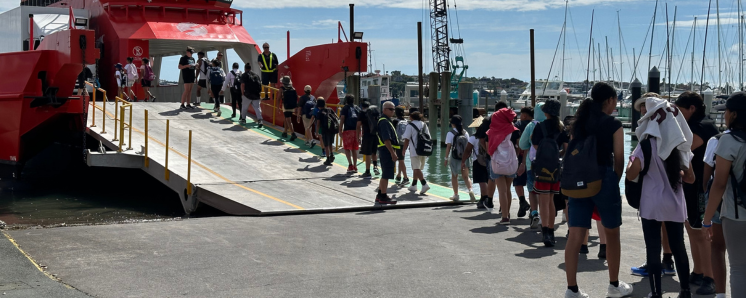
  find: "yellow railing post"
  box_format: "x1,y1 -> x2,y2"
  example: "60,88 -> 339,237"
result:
101,90 -> 107,134
144,109 -> 149,168
187,130 -> 192,195
113,97 -> 120,141
118,106 -> 125,152
90,83 -> 96,128
165,119 -> 170,181
127,106 -> 133,150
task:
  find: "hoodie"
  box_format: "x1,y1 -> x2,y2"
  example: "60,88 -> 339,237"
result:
519,103 -> 547,171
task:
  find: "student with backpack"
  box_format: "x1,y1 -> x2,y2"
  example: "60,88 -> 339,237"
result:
279,76 -> 298,141
531,99 -> 568,246
519,103 -> 546,229
339,95 -> 360,173
488,107 -> 519,223
206,60 -> 226,117
299,87 -> 317,148
514,106 -> 534,218
674,92 -> 719,294
626,96 -> 695,298
401,108 -> 431,194
314,98 -> 338,165
196,51 -> 210,104
562,82 -> 633,298
393,106 -> 410,186
702,128 -> 729,298
139,57 -> 156,102
357,101 -> 380,178
444,115 -> 474,201
114,63 -> 125,100
240,63 -> 263,128
462,116 -> 488,204
226,62 -> 243,118
704,92 -> 746,298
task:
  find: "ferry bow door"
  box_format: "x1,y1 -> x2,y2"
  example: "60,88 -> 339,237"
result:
121,40 -> 149,100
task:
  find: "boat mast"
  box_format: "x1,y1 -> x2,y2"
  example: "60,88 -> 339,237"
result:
701,0 -> 712,93
585,10 -> 594,94
598,42 -> 603,84
741,0 -> 744,91
665,3 -> 670,96
717,0 -> 722,93
618,10 -> 623,90
561,0 -> 568,82
692,17 -> 697,92
648,0 -> 659,73
606,36 -> 611,83
670,6 -> 677,97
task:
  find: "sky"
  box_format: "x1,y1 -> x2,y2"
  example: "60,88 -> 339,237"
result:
0,0 -> 739,86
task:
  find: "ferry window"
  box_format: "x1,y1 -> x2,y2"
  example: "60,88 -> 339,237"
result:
382,78 -> 388,86
410,90 -> 418,97
363,81 -> 368,87
373,79 -> 378,85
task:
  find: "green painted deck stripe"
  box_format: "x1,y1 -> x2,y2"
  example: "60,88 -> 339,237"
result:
203,103 -> 469,201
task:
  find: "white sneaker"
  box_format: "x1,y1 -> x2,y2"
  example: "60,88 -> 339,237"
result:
216,110 -> 221,117
450,195 -> 460,202
408,185 -> 418,192
419,184 -> 431,195
468,191 -> 476,202
564,289 -> 590,298
606,281 -> 633,297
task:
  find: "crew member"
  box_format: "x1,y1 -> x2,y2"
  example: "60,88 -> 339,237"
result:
258,43 -> 279,88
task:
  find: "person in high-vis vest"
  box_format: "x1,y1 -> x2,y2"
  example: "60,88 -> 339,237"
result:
258,42 -> 279,87
375,101 -> 400,205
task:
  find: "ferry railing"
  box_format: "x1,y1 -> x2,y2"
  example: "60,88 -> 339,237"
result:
85,81 -> 108,134
114,96 -> 133,152
260,85 -> 281,125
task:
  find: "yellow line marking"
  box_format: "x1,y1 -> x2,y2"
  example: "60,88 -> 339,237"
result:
2,232 -> 60,282
97,105 -> 305,210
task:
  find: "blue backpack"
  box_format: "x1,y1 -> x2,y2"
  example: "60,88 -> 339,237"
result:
209,67 -> 225,86
303,100 -> 315,118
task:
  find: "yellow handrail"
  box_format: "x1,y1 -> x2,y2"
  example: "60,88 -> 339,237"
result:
326,104 -> 345,152
114,97 -> 133,152
84,82 -> 108,134
260,85 -> 281,126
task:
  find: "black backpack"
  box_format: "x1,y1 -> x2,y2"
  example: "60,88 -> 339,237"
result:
408,122 -> 433,156
244,72 -> 261,99
366,106 -> 381,134
451,130 -> 469,160
533,123 -> 562,183
624,138 -> 652,209
230,70 -> 241,92
561,131 -> 603,198
326,108 -> 340,133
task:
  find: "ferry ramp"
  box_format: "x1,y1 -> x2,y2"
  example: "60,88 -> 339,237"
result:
83,97 -> 469,215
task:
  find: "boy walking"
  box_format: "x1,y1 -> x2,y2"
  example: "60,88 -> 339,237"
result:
339,94 -> 360,173
375,101 -> 399,205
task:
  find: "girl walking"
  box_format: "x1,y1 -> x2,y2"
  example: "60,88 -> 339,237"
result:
444,115 -> 474,201
488,107 -> 519,223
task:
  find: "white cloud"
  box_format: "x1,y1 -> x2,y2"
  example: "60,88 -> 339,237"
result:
236,0 -> 640,11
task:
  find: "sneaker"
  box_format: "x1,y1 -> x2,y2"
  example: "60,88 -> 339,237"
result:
468,191 -> 476,202
329,155 -> 335,163
257,123 -> 263,129
353,166 -> 359,172
180,104 -> 186,109
579,245 -> 589,254
375,194 -> 397,205
419,184 -> 431,195
150,96 -> 157,102
484,197 -> 494,212
322,149 -> 326,156
290,134 -> 297,141
606,281 -> 633,298
373,167 -> 381,176
239,119 -> 246,124
695,277 -> 715,295
598,245 -> 607,259
309,141 -> 316,149
476,197 -> 486,209
499,217 -> 510,225
231,113 -> 236,118
678,289 -> 692,298
543,229 -> 555,247
133,95 -> 138,102
689,272 -> 704,286
361,172 -> 372,179
347,165 -> 354,173
564,289 -> 589,298
517,199 -> 530,218
282,132 -> 288,138
662,258 -> 676,276
323,157 -> 332,166
449,195 -> 460,202
216,110 -> 221,117
408,185 -> 418,192
631,262 -> 649,277
400,178 -> 410,187
395,176 -> 402,184
186,104 -> 194,109
529,211 -> 540,229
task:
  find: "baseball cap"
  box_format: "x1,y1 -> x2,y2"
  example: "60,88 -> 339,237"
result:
186,46 -> 195,53
714,92 -> 746,111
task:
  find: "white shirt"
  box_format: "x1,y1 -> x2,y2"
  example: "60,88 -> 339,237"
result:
401,120 -> 425,157
225,69 -> 242,90
124,63 -> 138,80
115,71 -> 122,87
445,129 -> 470,145
704,129 -> 729,167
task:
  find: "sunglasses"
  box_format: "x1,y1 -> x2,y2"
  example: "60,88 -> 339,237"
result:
385,108 -> 395,111
263,47 -> 269,49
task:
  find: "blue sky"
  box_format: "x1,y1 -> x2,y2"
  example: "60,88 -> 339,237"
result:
0,0 -> 737,86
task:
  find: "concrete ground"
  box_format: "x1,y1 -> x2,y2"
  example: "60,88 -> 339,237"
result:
8,202 -> 724,298
0,232 -> 91,297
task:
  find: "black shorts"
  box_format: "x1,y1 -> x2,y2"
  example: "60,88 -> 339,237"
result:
183,76 -> 195,84
261,71 -> 278,86
284,111 -> 293,118
141,79 -> 152,87
360,136 -> 378,156
683,183 -> 704,228
395,148 -> 404,161
321,132 -> 335,148
198,80 -> 207,88
472,160 -> 489,184
513,166 -> 527,186
377,147 -> 395,180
